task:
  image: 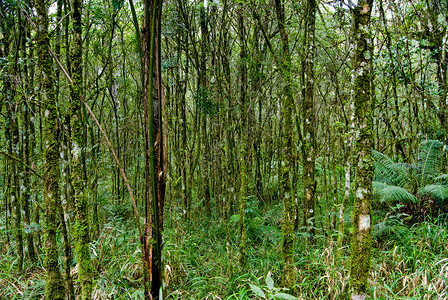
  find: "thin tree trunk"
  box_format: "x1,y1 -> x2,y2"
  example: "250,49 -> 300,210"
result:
142,0 -> 165,297
20,8 -> 37,263
350,0 -> 374,298
34,0 -> 66,297
274,0 -> 296,288
302,0 -> 317,241
69,1 -> 94,298
238,3 -> 248,269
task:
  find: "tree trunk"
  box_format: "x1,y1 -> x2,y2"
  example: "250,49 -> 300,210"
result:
349,0 -> 374,298
20,8 -> 37,264
142,0 -> 165,297
34,0 -> 66,297
238,3 -> 248,269
274,0 -> 295,288
302,0 -> 317,240
69,1 -> 94,298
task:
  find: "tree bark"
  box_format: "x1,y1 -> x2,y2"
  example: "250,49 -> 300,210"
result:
274,0 -> 296,288
69,0 -> 94,298
34,0 -> 66,298
302,0 -> 317,241
349,0 -> 374,298
142,0 -> 165,297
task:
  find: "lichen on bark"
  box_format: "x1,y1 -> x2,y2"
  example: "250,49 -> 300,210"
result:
33,0 -> 66,298
349,0 -> 375,298
302,0 -> 317,242
274,0 -> 296,288
69,0 -> 94,298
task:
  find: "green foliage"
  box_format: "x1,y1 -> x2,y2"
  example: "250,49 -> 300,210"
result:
434,173 -> 448,183
3,205 -> 448,299
112,0 -> 124,10
373,140 -> 448,207
249,272 -> 297,299
373,181 -> 418,204
419,184 -> 448,201
417,140 -> 444,185
194,86 -> 218,115
373,150 -> 409,188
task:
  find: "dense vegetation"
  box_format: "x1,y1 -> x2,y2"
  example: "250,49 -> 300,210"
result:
1,0 -> 447,298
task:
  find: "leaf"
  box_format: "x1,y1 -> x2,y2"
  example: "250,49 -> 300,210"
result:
249,284 -> 266,298
420,184 -> 448,201
265,272 -> 274,290
378,184 -> 418,204
112,0 -> 124,10
373,150 -> 409,187
434,174 -> 448,182
274,293 -> 298,300
373,181 -> 388,192
418,140 -> 444,184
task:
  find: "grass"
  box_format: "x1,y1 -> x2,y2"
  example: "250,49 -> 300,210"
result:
1,203 -> 448,299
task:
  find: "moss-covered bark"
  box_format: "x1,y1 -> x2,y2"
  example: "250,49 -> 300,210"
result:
54,2 -> 75,297
33,0 -> 66,298
69,0 -> 94,298
274,0 -> 295,288
238,4 -> 248,269
349,0 -> 374,298
302,0 -> 317,241
199,0 -> 211,216
11,110 -> 24,273
3,13 -> 24,271
20,11 -> 37,264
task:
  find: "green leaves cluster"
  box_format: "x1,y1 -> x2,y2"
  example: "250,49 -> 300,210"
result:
249,272 -> 297,300
373,140 -> 448,205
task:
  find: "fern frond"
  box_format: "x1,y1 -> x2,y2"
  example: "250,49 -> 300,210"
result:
420,184 -> 448,201
434,174 -> 448,183
378,184 -> 418,204
417,140 -> 444,185
373,150 -> 409,187
373,181 -> 388,192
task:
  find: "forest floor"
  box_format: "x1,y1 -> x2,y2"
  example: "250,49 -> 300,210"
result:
1,202 -> 448,299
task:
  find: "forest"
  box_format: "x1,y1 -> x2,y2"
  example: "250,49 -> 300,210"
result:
0,0 -> 447,298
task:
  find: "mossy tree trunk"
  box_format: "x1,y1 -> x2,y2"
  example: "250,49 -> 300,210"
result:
199,0 -> 211,216
54,2 -> 75,297
336,100 -> 354,259
7,52 -> 24,274
238,3 -> 248,269
302,0 -> 317,241
3,8 -> 24,272
19,8 -> 37,264
274,0 -> 296,288
33,0 -> 66,298
178,27 -> 190,219
10,100 -> 24,273
69,0 -> 94,298
349,0 -> 374,298
1,11 -> 13,248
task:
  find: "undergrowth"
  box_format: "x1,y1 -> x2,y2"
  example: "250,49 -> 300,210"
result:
1,204 -> 448,299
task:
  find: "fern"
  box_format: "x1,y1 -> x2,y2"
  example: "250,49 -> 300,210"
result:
417,140 -> 444,186
420,184 -> 448,201
433,174 -> 448,183
373,181 -> 418,204
373,181 -> 389,192
373,150 -> 409,187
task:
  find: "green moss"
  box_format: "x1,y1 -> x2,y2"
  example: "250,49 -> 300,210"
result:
34,0 -> 66,298
349,0 -> 374,297
69,1 -> 94,298
239,144 -> 247,269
